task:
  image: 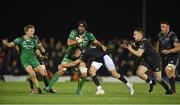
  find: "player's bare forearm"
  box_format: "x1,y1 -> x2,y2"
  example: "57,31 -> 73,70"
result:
67,39 -> 78,46
38,43 -> 46,53
128,47 -> 144,57
36,49 -> 42,57
168,43 -> 180,53
94,40 -> 102,46
61,59 -> 82,68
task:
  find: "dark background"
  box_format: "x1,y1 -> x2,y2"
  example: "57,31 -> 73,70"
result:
0,0 -> 179,42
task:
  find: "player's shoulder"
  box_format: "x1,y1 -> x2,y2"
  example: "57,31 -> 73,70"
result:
13,36 -> 23,44
140,38 -> 149,45
86,31 -> 93,35
14,36 -> 23,41
69,29 -> 78,37
169,31 -> 177,37
70,29 -> 78,33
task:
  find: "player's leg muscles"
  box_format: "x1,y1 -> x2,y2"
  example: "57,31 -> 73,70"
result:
89,65 -> 100,85
89,63 -> 100,77
78,62 -> 87,78
154,71 -> 170,92
76,62 -> 87,94
25,65 -> 39,89
35,65 -> 50,87
102,55 -> 120,78
34,65 -> 46,76
165,64 -> 176,93
136,66 -> 148,80
153,71 -> 163,81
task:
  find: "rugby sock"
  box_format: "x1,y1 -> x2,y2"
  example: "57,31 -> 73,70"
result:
169,77 -> 176,92
92,75 -> 100,86
43,76 -> 49,87
78,77 -> 86,90
47,72 -> 59,91
119,75 -> 128,84
159,80 -> 170,92
145,77 -> 152,84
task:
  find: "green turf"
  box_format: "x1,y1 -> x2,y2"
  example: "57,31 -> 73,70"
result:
0,81 -> 180,104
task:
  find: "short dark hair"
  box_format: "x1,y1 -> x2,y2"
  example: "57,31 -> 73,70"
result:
161,20 -> 170,26
78,20 -> 87,29
24,25 -> 34,33
69,46 -> 81,55
134,28 -> 144,35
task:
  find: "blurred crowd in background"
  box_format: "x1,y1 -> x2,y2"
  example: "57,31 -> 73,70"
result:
0,37 -> 179,81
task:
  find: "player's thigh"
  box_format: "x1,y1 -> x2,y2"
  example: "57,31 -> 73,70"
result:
21,59 -> 35,74
89,62 -> 101,76
165,64 -> 176,73
153,71 -> 162,81
34,65 -> 44,75
25,65 -> 36,77
78,61 -> 86,67
35,65 -> 47,76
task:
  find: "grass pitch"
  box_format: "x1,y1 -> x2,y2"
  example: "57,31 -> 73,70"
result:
0,81 -> 180,104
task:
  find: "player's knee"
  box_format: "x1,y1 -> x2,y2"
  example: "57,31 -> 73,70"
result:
81,72 -> 87,79
165,66 -> 174,78
165,65 -> 175,73
136,70 -> 142,76
29,71 -> 36,78
40,72 -> 46,77
112,74 -> 120,78
79,67 -> 87,77
58,69 -> 65,75
89,69 -> 96,77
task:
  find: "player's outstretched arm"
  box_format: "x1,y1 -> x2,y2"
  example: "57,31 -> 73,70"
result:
2,39 -> 15,47
38,43 -> 46,54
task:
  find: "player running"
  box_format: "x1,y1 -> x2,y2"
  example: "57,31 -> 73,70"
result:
26,35 -> 55,93
121,28 -> 173,95
157,21 -> 180,94
2,25 -> 50,94
58,41 -> 134,95
44,20 -> 106,95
